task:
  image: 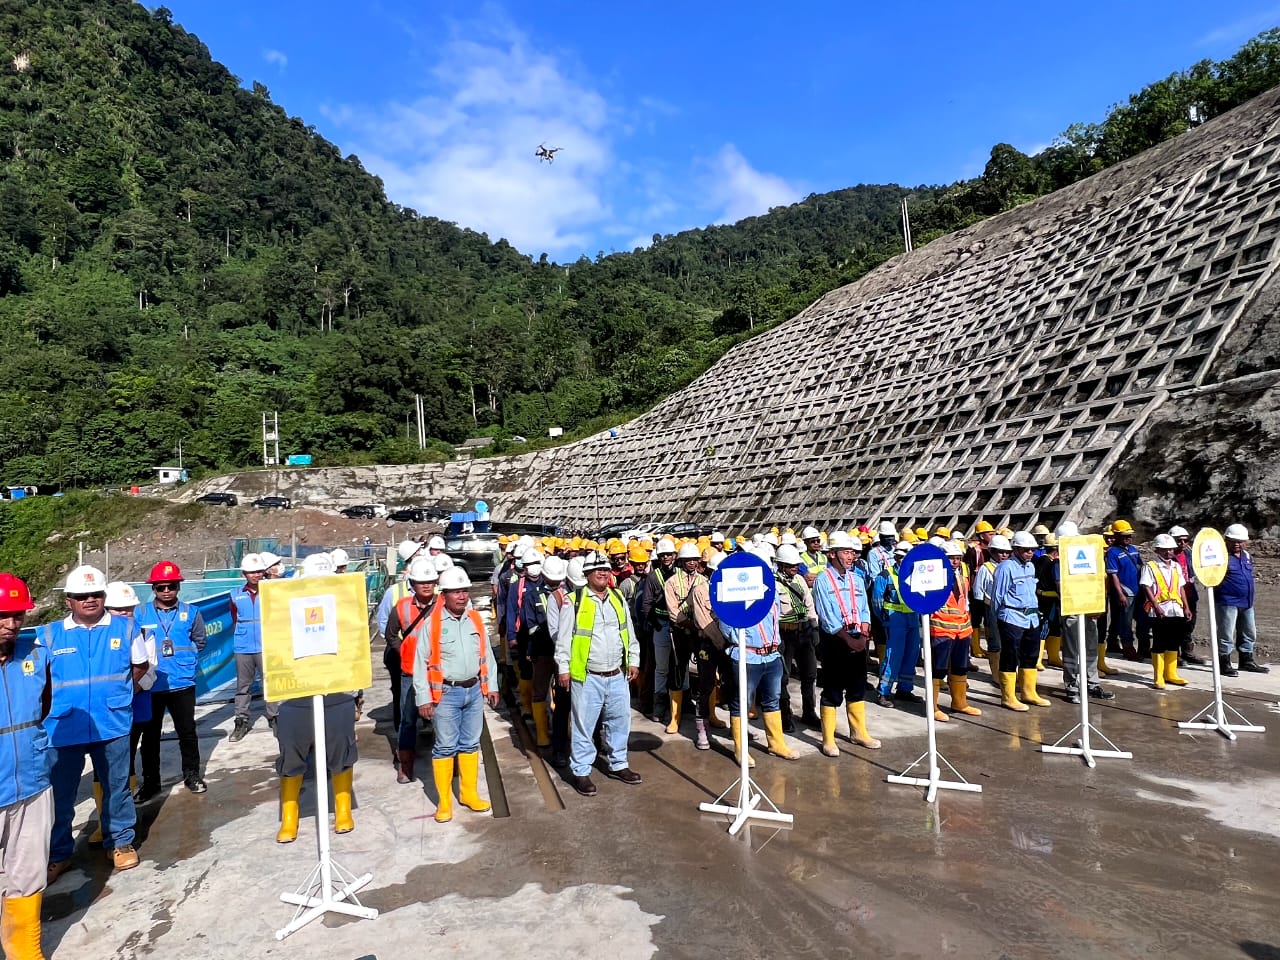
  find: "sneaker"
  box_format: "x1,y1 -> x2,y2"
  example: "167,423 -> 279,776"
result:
1065,686 -> 1081,704
1087,686 -> 1116,701
893,690 -> 924,704
268,716 -> 278,731
875,693 -> 895,709
571,775 -> 597,797
607,767 -> 643,785
46,860 -> 72,885
228,720 -> 249,743
133,780 -> 163,803
111,845 -> 139,870
184,777 -> 208,794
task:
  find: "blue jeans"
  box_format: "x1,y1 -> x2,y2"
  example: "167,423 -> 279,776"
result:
569,672 -> 631,777
51,735 -> 134,859
1217,604 -> 1257,656
398,674 -> 423,751
431,683 -> 483,759
879,613 -> 921,694
727,655 -> 782,714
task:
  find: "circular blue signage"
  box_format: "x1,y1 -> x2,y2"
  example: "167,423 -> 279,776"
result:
897,543 -> 955,616
709,551 -> 777,629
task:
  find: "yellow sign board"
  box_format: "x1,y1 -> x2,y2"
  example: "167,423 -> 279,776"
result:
1058,534 -> 1107,616
1192,528 -> 1229,587
260,574 -> 372,701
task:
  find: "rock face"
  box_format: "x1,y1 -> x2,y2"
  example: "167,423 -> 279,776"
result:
192,87 -> 1280,535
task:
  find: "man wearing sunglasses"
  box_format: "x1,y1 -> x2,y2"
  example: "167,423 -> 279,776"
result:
134,561 -> 207,801
43,566 -> 151,881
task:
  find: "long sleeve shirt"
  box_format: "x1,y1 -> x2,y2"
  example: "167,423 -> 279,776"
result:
383,595 -> 435,655
992,557 -> 1040,628
375,578 -> 411,638
812,565 -> 869,635
412,608 -> 484,704
865,542 -> 894,583
505,575 -> 546,638
721,596 -> 782,664
776,571 -> 818,627
663,568 -> 703,627
688,577 -> 724,647
554,588 -> 640,675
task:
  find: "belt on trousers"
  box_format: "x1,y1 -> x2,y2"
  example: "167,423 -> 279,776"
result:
747,645 -> 779,655
779,622 -> 802,631
442,676 -> 479,688
588,668 -> 621,677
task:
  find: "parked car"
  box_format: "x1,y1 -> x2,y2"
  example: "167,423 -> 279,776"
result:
388,507 -> 426,523
596,520 -> 636,540
340,504 -> 380,519
422,506 -> 450,520
253,496 -> 292,510
195,492 -> 238,507
444,533 -> 503,580
650,521 -> 712,540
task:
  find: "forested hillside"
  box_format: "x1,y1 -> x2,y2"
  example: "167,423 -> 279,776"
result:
1,1 -> 1277,486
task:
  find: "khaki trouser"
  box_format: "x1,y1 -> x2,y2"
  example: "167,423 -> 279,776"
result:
0,787 -> 53,897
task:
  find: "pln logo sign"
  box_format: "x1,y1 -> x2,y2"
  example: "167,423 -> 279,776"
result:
289,595 -> 339,659
304,606 -> 325,628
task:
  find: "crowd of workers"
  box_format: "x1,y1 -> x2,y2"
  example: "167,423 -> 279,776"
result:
0,516 -> 1265,956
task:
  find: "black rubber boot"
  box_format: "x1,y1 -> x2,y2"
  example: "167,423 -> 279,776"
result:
1240,652 -> 1270,673
1181,638 -> 1207,666
1220,655 -> 1239,677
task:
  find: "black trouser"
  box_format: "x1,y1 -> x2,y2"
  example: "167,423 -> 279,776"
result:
637,624 -> 655,714
670,624 -> 697,691
551,684 -> 571,757
998,622 -> 1040,672
780,623 -> 817,718
383,644 -> 402,729
141,685 -> 201,783
1151,615 -> 1188,654
818,629 -> 868,707
694,636 -> 722,720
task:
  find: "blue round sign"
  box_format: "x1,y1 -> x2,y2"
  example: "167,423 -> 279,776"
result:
709,551 -> 777,629
475,500 -> 489,514
897,543 -> 955,615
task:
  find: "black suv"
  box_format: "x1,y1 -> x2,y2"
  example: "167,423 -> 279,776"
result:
340,504 -> 379,519
388,507 -> 426,523
445,533 -> 503,580
195,492 -> 238,507
253,496 -> 292,510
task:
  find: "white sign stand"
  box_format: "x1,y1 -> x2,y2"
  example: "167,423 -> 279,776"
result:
1042,616 -> 1133,767
886,617 -> 982,802
698,627 -> 794,836
275,694 -> 379,940
1178,590 -> 1265,740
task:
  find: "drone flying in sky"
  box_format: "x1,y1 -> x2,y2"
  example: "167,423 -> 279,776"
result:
535,143 -> 563,163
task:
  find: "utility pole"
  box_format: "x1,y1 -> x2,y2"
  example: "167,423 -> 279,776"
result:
263,412 -> 280,466
901,197 -> 913,253
415,394 -> 426,450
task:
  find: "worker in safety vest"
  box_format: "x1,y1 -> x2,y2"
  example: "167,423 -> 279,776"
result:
872,541 -> 924,709
134,561 -> 207,800
972,535 -> 1010,680
1140,534 -> 1191,690
1215,524 -> 1268,676
965,521 -> 997,660
812,532 -> 880,755
928,541 -> 982,720
413,567 -> 496,823
228,553 -> 278,741
619,544 -> 655,719
44,566 -> 150,882
537,557 -> 572,758
1054,522 -> 1115,704
689,549 -> 728,748
992,533 -> 1050,711
555,552 -> 642,797
1168,525 -> 1206,666
798,526 -> 827,586
0,573 -> 53,960
376,540 -> 430,730
383,556 -> 438,783
1035,534 -> 1063,669
662,543 -> 704,739
505,550 -> 546,719
641,540 -> 679,728
775,543 -> 819,730
274,554 -> 360,842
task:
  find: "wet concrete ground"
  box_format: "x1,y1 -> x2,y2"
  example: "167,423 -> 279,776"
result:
40,635 -> 1280,960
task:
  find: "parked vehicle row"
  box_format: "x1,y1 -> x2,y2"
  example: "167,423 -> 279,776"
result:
193,492 -> 293,509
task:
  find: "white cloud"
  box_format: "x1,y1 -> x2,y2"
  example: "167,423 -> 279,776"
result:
1196,8 -> 1280,47
705,144 -> 800,224
262,48 -> 287,72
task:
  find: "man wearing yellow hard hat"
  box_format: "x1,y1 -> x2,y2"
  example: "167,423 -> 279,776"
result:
1104,520 -> 1146,661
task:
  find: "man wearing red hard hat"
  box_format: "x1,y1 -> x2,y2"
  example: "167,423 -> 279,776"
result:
0,573 -> 53,960
134,562 -> 208,800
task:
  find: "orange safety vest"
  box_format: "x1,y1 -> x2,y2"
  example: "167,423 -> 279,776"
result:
395,595 -> 437,674
931,568 -> 973,640
425,606 -> 491,705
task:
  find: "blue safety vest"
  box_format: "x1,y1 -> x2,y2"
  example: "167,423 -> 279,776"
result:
136,601 -> 201,691
42,615 -> 136,747
231,586 -> 262,655
0,636 -> 52,807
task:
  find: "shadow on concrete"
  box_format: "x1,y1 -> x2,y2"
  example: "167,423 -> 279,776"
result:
1241,943 -> 1280,960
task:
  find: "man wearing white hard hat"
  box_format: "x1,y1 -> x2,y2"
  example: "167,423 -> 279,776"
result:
972,535 -> 1012,679
775,543 -> 819,730
992,532 -> 1051,710
688,548 -> 729,747
259,551 -> 284,579
45,566 -> 151,881
641,539 -> 679,726
871,541 -> 925,709
660,543 -> 705,739
375,540 -> 430,731
1168,526 -> 1206,666
928,542 -> 983,721
383,556 -> 439,783
330,548 -> 350,573
505,551 -> 547,721
229,553 -> 278,741
1140,534 -> 1192,690
1215,524 -> 1268,676
798,526 -> 827,585
540,557 -> 574,764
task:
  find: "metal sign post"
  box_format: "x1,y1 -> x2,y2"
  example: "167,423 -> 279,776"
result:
699,552 -> 794,836
886,543 -> 982,802
1179,528 -> 1265,739
1042,535 -> 1132,767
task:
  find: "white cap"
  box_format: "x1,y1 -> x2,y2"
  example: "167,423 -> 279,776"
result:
1153,533 -> 1177,549
398,539 -> 424,562
432,553 -> 454,571
543,556 -> 568,582
65,565 -> 106,594
260,551 -> 282,570
801,526 -> 821,540
105,581 -> 139,608
240,553 -> 266,573
407,557 -> 438,582
654,539 -> 677,556
894,540 -> 912,554
567,558 -> 587,588
1168,526 -> 1189,538
301,553 -> 335,577
943,540 -> 963,557
776,543 -> 802,565
428,535 -> 446,551
989,535 -> 1012,551
877,521 -> 897,537
1225,523 -> 1249,541
826,531 -> 857,551
676,543 -> 702,560
329,548 -> 350,567
1056,521 -> 1079,538
1011,531 -> 1038,549
438,568 -> 471,590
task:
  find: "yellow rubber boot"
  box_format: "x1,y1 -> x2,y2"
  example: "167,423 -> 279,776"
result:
820,705 -> 840,757
89,782 -> 104,845
432,757 -> 455,822
729,716 -> 755,768
1151,655 -> 1166,690
1163,650 -> 1188,686
332,768 -> 355,834
1,892 -> 45,960
999,673 -> 1029,711
1045,635 -> 1064,668
531,701 -> 551,747
931,679 -> 949,722
1097,643 -> 1119,675
276,774 -> 303,843
457,751 -> 491,812
707,687 -> 728,728
948,676 -> 982,716
970,627 -> 984,660
762,711 -> 797,760
518,679 -> 533,716
665,690 -> 683,734
1019,668 -> 1052,707
1036,639 -> 1046,670
845,701 -> 882,749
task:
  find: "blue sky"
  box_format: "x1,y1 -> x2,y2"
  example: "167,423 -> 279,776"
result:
161,0 -> 1280,260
